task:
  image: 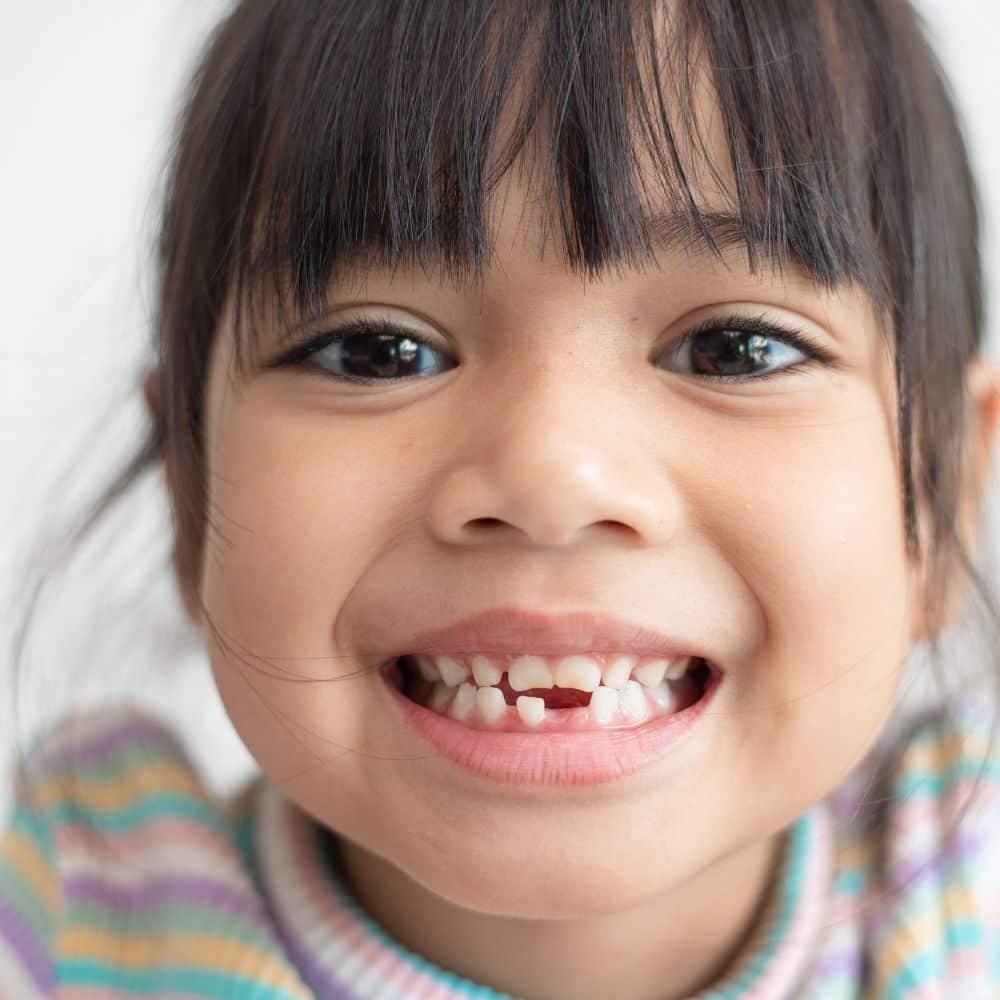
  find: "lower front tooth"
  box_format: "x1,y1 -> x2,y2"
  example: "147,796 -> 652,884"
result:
449,683 -> 477,722
477,686 -> 507,725
589,686 -> 620,724
620,680 -> 650,722
429,682 -> 453,712
516,695 -> 545,727
647,680 -> 678,711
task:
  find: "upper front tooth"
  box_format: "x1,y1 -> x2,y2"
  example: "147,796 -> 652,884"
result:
508,655 -> 553,691
601,655 -> 635,690
469,654 -> 502,687
449,682 -> 477,721
436,656 -> 471,687
553,655 -> 602,692
632,658 -> 669,687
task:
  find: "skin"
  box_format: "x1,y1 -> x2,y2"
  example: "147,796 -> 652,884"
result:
146,72 -> 1000,1000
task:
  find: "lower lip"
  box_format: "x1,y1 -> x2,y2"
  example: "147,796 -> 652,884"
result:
378,658 -> 721,788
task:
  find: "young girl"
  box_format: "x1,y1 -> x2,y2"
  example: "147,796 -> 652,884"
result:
4,1 -> 1000,997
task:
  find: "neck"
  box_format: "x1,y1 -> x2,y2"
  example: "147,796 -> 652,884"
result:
333,828 -> 784,1000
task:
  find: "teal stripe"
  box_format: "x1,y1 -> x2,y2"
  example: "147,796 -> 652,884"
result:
65,900 -> 268,944
2,803 -> 56,941
882,948 -> 944,1000
895,759 -> 1000,799
947,916 -> 985,950
47,796 -> 229,839
708,808 -> 813,998
0,859 -> 52,944
880,892 -> 990,997
834,869 -> 864,895
60,959 -> 302,999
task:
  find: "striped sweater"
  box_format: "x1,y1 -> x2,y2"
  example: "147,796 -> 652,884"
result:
0,698 -> 999,999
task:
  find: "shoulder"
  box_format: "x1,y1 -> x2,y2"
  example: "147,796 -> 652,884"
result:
0,705 -> 307,998
13,704 -> 227,834
826,695 -> 1000,997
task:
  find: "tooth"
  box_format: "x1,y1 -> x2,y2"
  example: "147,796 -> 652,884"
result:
436,656 -> 470,687
647,681 -> 678,712
620,680 -> 650,722
553,655 -> 602,692
449,682 -> 477,722
601,655 -> 635,690
470,654 -> 503,687
665,657 -> 692,681
516,695 -> 546,727
476,686 -> 507,725
589,686 -> 620,724
429,682 -> 453,712
415,655 -> 442,682
632,658 -> 668,687
508,655 -> 553,691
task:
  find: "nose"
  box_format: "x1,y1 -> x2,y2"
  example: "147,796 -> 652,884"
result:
425,365 -> 683,549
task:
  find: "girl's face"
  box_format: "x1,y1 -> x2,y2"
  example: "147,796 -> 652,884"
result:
189,39 -> 936,945
195,150 -> 915,927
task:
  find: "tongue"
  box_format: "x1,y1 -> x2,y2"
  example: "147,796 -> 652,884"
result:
496,673 -> 592,709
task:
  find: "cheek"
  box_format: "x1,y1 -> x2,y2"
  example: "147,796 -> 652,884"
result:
700,398 -> 910,819
198,397 -> 403,786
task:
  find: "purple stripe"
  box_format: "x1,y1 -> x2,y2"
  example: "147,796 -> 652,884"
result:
808,947 -> 862,980
0,889 -> 53,994
65,874 -> 269,929
35,718 -> 181,768
255,832 -> 362,1000
271,913 -> 363,1000
888,827 -> 984,890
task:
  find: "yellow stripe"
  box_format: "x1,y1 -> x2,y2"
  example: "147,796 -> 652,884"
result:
0,827 -> 60,912
870,880 -> 981,989
899,727 -> 995,773
58,927 -> 306,992
29,761 -> 203,813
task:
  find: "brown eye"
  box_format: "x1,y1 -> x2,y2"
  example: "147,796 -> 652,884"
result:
276,319 -> 455,385
657,316 -> 836,384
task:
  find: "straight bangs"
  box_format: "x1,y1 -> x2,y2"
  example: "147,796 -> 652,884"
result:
208,0 -> 902,369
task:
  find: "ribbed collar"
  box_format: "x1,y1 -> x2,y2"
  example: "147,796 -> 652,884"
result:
253,781 -> 834,1000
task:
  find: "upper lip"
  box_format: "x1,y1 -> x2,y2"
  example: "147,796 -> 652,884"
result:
394,606 -> 715,663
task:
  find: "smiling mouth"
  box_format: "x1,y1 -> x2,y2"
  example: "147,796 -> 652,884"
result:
384,654 -> 713,733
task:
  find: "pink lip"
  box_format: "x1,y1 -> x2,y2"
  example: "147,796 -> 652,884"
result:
379,659 -> 721,788
391,605 -> 713,660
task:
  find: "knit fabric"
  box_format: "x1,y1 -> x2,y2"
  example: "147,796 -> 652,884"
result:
0,697 -> 998,999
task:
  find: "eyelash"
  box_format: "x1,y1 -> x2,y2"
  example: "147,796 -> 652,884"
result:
267,313 -> 842,386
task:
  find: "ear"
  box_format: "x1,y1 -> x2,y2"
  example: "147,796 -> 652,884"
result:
142,366 -> 203,628
909,357 -> 1000,642
956,358 -> 1000,564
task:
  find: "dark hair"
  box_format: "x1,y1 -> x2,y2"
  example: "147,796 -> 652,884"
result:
11,0 -> 1000,924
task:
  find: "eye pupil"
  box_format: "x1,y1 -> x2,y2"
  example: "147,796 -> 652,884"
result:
346,332 -> 422,377
689,330 -> 777,377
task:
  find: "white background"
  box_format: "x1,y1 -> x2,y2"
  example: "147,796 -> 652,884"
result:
2,2 -> 1000,821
